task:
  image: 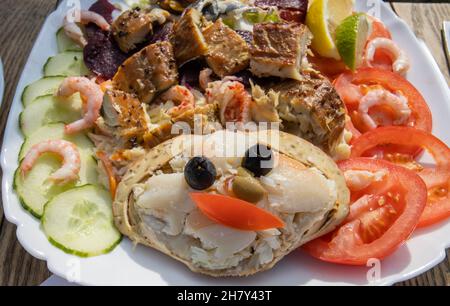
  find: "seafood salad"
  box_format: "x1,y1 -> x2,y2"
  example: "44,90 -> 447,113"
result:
14,0 -> 450,277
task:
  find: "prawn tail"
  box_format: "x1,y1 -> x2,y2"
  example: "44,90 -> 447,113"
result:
64,119 -> 91,135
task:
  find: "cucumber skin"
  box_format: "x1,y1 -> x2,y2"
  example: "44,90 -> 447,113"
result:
17,121 -> 65,163
13,168 -> 43,219
17,141 -> 26,163
47,235 -> 122,258
41,185 -> 122,257
18,122 -> 95,162
56,27 -> 82,52
14,154 -> 99,218
19,94 -> 58,137
18,111 -> 25,138
42,57 -> 52,76
18,94 -> 81,137
21,76 -> 65,107
43,52 -> 89,77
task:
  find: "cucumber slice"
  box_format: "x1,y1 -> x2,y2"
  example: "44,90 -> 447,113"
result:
14,152 -> 98,218
20,94 -> 83,137
16,123 -> 97,217
19,123 -> 94,160
56,27 -> 82,52
21,76 -> 65,107
42,185 -> 121,257
43,51 -> 89,77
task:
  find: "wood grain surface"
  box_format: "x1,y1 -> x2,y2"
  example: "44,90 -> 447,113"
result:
0,0 -> 449,286
391,2 -> 450,286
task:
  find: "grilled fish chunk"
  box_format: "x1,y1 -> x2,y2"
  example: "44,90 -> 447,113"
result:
113,41 -> 178,103
202,19 -> 250,77
112,7 -> 171,53
251,73 -> 346,152
273,73 -> 346,152
171,8 -> 208,64
102,90 -> 151,143
250,22 -> 312,80
143,103 -> 219,148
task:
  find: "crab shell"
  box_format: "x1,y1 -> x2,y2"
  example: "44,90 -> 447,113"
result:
113,130 -> 350,277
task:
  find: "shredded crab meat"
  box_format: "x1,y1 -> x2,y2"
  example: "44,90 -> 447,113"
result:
344,170 -> 387,191
206,80 -> 251,125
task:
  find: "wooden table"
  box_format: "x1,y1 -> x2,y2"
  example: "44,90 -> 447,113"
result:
0,0 -> 449,286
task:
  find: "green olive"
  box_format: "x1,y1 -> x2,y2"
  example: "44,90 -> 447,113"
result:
232,176 -> 266,203
236,167 -> 253,178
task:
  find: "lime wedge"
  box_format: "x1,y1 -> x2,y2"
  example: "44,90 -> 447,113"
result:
335,13 -> 371,70
306,0 -> 355,59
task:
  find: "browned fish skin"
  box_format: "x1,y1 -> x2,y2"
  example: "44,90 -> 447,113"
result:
250,22 -> 312,80
170,8 -> 208,64
112,8 -> 154,53
113,41 -> 178,104
272,73 -> 346,151
102,90 -> 151,144
202,19 -> 250,77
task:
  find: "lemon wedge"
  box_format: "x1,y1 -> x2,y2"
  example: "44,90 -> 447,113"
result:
306,0 -> 355,59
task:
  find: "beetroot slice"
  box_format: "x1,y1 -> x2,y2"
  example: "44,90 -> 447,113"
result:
84,25 -> 127,80
279,9 -> 307,23
89,0 -> 116,23
83,0 -> 127,80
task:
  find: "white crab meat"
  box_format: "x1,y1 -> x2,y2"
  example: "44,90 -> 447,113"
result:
185,210 -> 256,259
135,173 -> 195,235
262,156 -> 337,213
344,170 -> 387,191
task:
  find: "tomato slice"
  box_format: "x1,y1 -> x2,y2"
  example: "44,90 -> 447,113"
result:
333,72 -> 362,108
368,17 -> 392,41
308,53 -> 349,80
334,68 -> 432,155
335,68 -> 432,133
366,17 -> 394,71
351,68 -> 432,132
190,193 -> 285,231
351,126 -> 450,227
303,158 -> 427,265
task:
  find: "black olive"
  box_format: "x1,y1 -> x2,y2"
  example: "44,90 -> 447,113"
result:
184,156 -> 217,190
242,144 -> 273,177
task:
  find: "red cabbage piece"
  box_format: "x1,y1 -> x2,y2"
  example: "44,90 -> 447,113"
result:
89,0 -> 116,23
255,0 -> 308,23
235,30 -> 253,45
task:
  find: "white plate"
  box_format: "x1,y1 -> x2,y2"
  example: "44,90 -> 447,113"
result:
2,0 -> 450,286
